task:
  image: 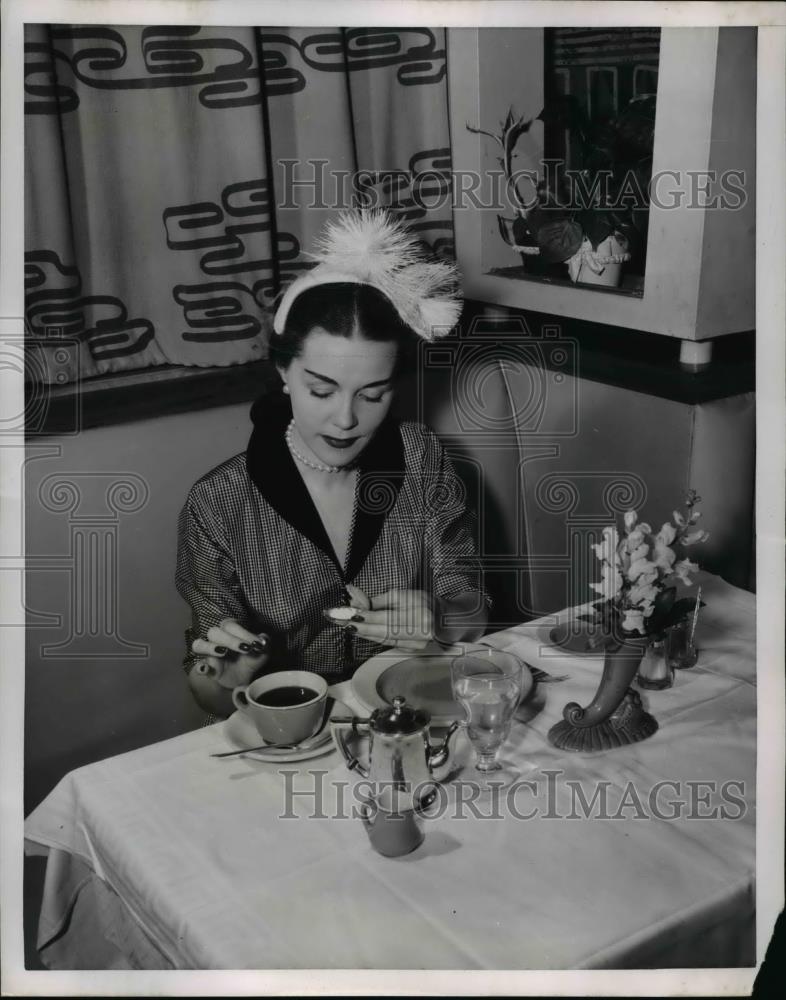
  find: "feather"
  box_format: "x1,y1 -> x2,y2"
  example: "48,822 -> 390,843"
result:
274,210 -> 461,340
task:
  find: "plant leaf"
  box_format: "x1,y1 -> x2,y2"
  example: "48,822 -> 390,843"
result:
536,219 -> 583,262
657,597 -> 706,630
580,209 -> 614,250
512,215 -> 537,247
653,586 -> 677,616
497,215 -> 518,247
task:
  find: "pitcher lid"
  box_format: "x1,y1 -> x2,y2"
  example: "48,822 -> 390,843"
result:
371,696 -> 430,735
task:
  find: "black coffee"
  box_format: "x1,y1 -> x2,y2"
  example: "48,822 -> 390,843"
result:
253,686 -> 318,708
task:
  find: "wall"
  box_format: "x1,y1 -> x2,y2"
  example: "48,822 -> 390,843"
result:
696,26 -> 757,337
24,401 -> 252,812
397,343 -> 755,624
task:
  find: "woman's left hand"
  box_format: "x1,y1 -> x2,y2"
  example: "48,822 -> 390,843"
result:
348,589 -> 435,652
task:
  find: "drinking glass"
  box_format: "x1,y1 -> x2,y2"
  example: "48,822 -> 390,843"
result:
665,620 -> 699,670
636,639 -> 674,690
450,647 -> 525,792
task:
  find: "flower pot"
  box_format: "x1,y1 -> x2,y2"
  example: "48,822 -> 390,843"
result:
514,241 -> 542,273
547,636 -> 658,752
567,234 -> 630,287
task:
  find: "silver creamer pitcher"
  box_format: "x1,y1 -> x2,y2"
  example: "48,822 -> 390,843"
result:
332,696 -> 458,813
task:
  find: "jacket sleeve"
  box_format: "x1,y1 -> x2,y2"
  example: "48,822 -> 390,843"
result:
175,488 -> 254,673
422,431 -> 491,609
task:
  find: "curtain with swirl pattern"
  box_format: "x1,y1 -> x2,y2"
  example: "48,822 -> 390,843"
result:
24,25 -> 454,384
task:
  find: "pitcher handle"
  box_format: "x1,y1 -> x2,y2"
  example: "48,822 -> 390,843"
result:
358,796 -> 376,831
414,784 -> 440,818
330,718 -> 371,778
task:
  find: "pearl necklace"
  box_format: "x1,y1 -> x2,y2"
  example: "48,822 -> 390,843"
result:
285,420 -> 354,474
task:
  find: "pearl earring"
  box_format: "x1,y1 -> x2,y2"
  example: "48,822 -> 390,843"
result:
282,384 -> 290,395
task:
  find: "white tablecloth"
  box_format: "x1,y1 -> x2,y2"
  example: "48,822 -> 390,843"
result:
25,573 -> 756,970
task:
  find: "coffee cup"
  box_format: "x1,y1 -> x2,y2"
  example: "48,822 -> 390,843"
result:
232,670 -> 328,745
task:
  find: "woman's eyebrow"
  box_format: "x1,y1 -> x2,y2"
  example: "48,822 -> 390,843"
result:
303,368 -> 392,389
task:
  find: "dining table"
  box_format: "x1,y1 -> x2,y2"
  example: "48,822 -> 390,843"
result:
24,572 -> 756,971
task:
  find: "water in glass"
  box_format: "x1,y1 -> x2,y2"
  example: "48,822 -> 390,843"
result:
453,671 -> 521,767
451,649 -> 524,780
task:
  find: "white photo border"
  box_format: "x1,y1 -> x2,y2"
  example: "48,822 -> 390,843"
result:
2,2 -> 784,996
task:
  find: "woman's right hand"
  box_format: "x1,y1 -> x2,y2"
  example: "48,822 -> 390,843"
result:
191,619 -> 271,689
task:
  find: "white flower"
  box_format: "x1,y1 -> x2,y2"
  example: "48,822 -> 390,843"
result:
592,526 -> 620,565
629,542 -> 650,564
652,537 -> 677,572
624,510 -> 638,532
623,530 -> 643,553
682,529 -> 710,545
628,581 -> 659,608
689,510 -> 702,523
621,610 -> 646,634
589,563 -> 623,601
673,510 -> 685,527
623,524 -> 652,553
628,556 -> 658,582
640,568 -> 660,590
657,522 -> 677,545
673,557 -> 699,586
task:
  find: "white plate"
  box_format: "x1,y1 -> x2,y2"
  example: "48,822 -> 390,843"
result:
221,698 -> 347,763
351,644 -> 534,725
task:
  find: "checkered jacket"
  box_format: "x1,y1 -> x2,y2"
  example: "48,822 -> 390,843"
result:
176,394 -> 486,680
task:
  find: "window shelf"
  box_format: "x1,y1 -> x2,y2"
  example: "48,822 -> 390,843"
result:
448,26 -> 756,344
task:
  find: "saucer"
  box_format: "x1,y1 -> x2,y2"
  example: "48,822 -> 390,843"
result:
544,619 -> 604,655
221,698 -> 346,763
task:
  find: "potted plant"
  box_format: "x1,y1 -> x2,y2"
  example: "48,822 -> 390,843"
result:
547,490 -> 709,753
467,93 -> 656,287
580,490 -> 707,642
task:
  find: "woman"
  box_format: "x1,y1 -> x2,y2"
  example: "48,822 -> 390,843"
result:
176,212 -> 489,717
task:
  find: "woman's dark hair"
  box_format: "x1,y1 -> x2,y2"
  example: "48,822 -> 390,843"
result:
269,282 -> 416,375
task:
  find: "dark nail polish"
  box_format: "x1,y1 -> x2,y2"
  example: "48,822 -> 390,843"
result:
214,645 -> 228,655
238,642 -> 251,652
351,614 -> 364,623
346,625 -> 357,634
250,642 -> 266,653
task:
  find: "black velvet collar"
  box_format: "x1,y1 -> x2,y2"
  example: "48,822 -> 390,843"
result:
245,392 -> 405,582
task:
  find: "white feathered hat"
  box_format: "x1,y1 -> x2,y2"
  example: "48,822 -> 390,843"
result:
273,210 -> 462,341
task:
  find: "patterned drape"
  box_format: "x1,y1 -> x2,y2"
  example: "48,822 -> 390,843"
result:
24,25 -> 454,385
